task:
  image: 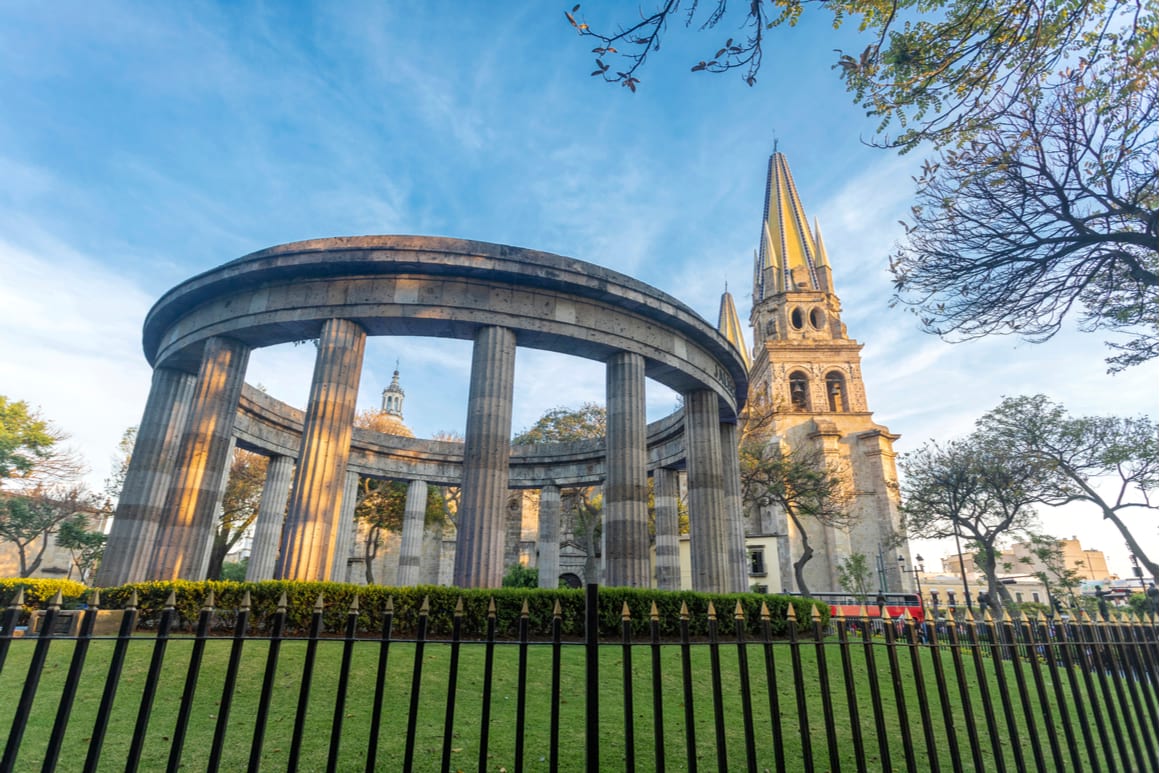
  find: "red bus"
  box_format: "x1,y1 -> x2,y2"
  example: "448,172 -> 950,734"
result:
798,591 -> 925,623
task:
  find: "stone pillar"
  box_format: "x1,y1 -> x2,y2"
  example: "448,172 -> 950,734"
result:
246,455 -> 294,581
653,468 -> 681,590
397,480 -> 428,586
537,484 -> 561,589
95,367 -> 195,586
604,352 -> 650,587
330,470 -> 361,582
453,325 -> 517,588
720,421 -> 749,593
277,319 -> 367,581
685,389 -> 729,592
150,337 -> 250,580
195,437 -> 236,579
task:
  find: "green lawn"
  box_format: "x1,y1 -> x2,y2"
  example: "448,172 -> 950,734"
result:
0,633 -> 1150,771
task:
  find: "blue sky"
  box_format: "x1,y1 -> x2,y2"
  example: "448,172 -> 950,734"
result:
0,2 -> 1155,577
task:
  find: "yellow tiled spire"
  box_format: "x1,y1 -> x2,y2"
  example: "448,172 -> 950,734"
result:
755,153 -> 825,299
717,286 -> 751,370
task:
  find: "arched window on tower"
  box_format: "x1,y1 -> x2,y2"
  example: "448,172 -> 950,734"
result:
825,371 -> 848,412
789,371 -> 811,412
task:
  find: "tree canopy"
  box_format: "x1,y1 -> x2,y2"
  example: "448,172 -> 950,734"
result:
206,448 -> 268,580
899,434 -> 1045,613
0,396 -> 82,489
567,0 -> 1158,368
889,56 -> 1158,371
514,402 -> 607,444
0,487 -> 96,577
566,0 -> 1147,148
980,395 -> 1158,580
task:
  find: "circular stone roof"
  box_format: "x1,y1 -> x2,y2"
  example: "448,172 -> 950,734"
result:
146,235 -> 748,419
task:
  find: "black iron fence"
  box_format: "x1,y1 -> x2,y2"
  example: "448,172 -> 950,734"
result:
0,585 -> 1156,772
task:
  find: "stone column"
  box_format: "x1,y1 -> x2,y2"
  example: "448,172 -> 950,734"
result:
537,484 -> 561,589
330,470 -> 361,583
604,352 -> 650,587
720,421 -> 749,593
277,319 -> 367,581
95,367 -> 195,586
453,325 -> 517,588
397,479 -> 428,586
653,468 -> 681,590
685,389 -> 729,592
150,337 -> 250,580
194,436 -> 236,579
245,455 -> 294,581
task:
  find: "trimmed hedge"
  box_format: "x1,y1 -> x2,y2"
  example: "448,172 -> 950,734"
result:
1,580 -> 829,639
0,578 -> 90,624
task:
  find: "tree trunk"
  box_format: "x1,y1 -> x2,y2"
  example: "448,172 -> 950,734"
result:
205,532 -> 229,580
1103,505 -> 1159,581
788,510 -> 813,597
18,539 -> 48,577
976,546 -> 1010,616
363,528 -> 380,585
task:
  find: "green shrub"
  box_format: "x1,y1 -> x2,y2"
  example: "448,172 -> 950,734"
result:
502,564 -> 539,588
219,559 -> 248,582
52,580 -> 826,639
0,578 -> 91,625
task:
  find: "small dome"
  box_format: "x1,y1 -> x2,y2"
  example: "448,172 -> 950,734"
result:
355,408 -> 415,438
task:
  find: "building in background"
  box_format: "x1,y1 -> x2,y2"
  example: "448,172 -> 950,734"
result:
939,537 -> 1112,582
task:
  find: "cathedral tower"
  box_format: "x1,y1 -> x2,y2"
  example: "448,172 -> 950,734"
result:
747,152 -> 909,594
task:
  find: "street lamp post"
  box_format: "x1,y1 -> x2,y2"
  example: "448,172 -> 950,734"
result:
898,554 -> 925,601
1128,547 -> 1146,592
951,521 -> 974,613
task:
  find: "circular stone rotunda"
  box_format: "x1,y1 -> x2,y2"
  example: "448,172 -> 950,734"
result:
96,236 -> 749,591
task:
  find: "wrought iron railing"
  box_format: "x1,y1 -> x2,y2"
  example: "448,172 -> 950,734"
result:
0,585 -> 1155,772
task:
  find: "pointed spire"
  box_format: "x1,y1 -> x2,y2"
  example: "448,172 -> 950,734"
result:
757,152 -> 823,296
812,217 -> 831,269
717,287 -> 752,370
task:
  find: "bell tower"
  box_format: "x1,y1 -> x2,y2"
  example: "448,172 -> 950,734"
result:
748,151 -> 910,594
381,364 -> 405,418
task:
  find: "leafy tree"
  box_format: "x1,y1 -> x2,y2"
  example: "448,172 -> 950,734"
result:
566,0 -> 1141,146
1128,590 -> 1157,619
502,563 -> 539,588
837,553 -> 872,603
355,478 -> 447,585
56,513 -> 106,584
0,396 -> 83,491
980,395 -> 1158,581
102,427 -> 137,505
890,59 -> 1157,372
900,435 -> 1045,614
513,402 -> 606,444
1016,533 -> 1085,610
219,558 -> 248,582
569,488 -> 604,583
740,438 -> 853,596
0,487 -> 93,577
206,449 -> 268,580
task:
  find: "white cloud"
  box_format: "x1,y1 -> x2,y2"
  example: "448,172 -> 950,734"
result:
0,237 -> 154,490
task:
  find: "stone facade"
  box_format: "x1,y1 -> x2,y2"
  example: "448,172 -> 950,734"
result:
744,153 -> 910,595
